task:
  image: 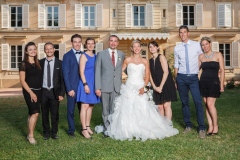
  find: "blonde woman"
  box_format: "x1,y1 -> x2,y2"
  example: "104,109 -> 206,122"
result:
199,37 -> 225,135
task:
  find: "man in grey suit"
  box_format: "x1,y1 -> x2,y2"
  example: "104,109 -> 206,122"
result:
95,35 -> 125,137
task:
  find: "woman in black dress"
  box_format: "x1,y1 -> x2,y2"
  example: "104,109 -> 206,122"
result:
199,37 -> 225,135
149,41 -> 177,120
19,42 -> 42,144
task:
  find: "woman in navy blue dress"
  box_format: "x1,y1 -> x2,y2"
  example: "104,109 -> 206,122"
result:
77,37 -> 100,139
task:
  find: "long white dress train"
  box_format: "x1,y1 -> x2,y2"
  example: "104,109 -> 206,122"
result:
105,63 -> 179,141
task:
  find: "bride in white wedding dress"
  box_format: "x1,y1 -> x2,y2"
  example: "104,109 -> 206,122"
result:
105,40 -> 179,141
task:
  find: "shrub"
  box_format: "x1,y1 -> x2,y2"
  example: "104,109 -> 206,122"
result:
226,78 -> 235,89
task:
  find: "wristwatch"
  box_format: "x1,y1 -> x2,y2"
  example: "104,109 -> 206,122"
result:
83,82 -> 88,86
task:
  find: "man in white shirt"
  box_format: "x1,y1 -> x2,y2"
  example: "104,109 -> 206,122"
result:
174,25 -> 206,138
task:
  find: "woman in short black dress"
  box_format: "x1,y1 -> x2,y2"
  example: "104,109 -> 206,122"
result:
149,41 -> 177,120
19,42 -> 42,144
199,37 -> 225,135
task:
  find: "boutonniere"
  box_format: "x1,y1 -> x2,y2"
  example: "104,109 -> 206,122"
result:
118,56 -> 121,61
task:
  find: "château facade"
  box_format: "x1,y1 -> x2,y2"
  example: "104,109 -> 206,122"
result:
0,0 -> 240,87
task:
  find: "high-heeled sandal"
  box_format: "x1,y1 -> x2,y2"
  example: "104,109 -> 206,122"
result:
86,126 -> 93,135
81,129 -> 92,139
27,136 -> 37,144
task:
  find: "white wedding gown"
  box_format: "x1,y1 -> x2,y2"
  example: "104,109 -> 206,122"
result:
105,63 -> 179,141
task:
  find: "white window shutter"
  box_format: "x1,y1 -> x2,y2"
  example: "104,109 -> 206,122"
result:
38,43 -> 45,59
59,4 -> 66,28
38,4 -> 45,28
96,4 -> 103,27
59,43 -> 66,60
75,4 -> 82,27
1,5 -> 9,28
22,4 -> 29,28
125,4 -> 132,27
218,4 -> 231,27
175,3 -> 182,27
1,44 -> 9,70
22,43 -> 26,61
196,3 -> 203,26
218,4 -> 224,27
146,4 -> 153,27
232,42 -> 239,67
212,42 -> 219,52
95,43 -> 103,55
225,4 -> 231,27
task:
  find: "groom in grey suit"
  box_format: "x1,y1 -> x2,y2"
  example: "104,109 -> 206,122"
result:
95,35 -> 125,136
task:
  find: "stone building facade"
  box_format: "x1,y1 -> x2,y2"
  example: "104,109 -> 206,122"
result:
0,0 -> 239,87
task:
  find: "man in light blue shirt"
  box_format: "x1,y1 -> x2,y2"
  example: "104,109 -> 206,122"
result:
174,25 -> 206,138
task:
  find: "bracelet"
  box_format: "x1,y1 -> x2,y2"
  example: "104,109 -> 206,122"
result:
83,82 -> 88,86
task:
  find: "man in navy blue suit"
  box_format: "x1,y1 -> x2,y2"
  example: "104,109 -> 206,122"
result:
62,34 -> 82,137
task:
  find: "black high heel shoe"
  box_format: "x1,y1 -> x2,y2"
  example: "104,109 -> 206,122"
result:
81,128 -> 92,139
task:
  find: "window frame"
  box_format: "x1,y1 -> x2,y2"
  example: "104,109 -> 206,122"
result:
219,43 -> 231,67
45,5 -> 59,28
10,6 -> 23,28
10,45 -> 22,70
83,5 -> 96,28
182,5 -> 195,26
133,5 -> 145,27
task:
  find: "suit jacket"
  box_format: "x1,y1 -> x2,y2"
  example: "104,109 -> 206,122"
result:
62,49 -> 80,93
95,49 -> 125,93
40,57 -> 65,100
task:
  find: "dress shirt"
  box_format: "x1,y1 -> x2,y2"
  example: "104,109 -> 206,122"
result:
174,40 -> 202,74
43,57 -> 55,89
72,48 -> 82,64
108,48 -> 118,66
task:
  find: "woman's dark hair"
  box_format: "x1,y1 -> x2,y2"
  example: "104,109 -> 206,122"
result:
85,37 -> 96,45
148,41 -> 160,53
24,42 -> 41,70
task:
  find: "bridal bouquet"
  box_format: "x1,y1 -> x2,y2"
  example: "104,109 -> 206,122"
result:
144,83 -> 153,102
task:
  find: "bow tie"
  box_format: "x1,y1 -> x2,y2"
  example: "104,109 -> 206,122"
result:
75,51 -> 82,54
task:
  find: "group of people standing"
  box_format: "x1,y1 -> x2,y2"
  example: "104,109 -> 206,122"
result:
19,25 -> 224,144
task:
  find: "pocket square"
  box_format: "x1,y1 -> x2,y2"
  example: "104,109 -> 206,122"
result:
56,68 -> 60,69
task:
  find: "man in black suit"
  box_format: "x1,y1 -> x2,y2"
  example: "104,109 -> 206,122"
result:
40,42 -> 65,140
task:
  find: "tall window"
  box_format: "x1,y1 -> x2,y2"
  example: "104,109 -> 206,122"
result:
219,44 -> 230,66
84,6 -> 95,27
10,6 -> 22,27
10,45 -> 22,69
133,6 -> 145,26
183,5 -> 194,26
46,6 -> 58,27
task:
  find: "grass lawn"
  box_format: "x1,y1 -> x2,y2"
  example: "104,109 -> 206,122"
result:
0,89 -> 239,160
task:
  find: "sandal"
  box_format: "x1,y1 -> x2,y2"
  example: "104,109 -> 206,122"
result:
81,129 -> 92,139
86,126 -> 93,135
27,136 -> 37,144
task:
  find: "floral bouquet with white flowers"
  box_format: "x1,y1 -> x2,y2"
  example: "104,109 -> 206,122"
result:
144,82 -> 153,102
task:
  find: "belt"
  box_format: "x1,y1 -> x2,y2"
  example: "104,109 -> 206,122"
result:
42,88 -> 54,91
178,73 -> 198,77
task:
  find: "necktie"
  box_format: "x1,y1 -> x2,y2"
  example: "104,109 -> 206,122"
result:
184,44 -> 190,74
47,60 -> 51,88
111,51 -> 115,66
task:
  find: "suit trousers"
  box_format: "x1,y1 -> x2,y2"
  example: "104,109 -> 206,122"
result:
101,91 -> 120,132
66,92 -> 81,134
176,74 -> 206,131
41,88 -> 60,134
